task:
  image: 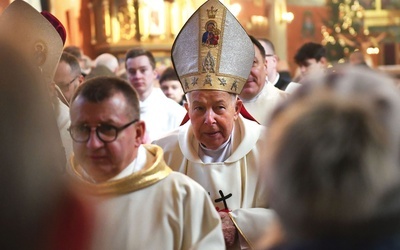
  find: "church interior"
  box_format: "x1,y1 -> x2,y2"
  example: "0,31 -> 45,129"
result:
2,0 -> 400,79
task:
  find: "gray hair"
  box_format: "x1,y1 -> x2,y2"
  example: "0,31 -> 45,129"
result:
264,66 -> 400,240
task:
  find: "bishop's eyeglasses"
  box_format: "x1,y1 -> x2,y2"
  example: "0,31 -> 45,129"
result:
68,119 -> 139,143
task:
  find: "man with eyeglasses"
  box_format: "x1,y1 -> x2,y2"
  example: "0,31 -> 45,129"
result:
239,35 -> 288,125
54,51 -> 84,106
258,38 -> 291,91
68,76 -> 224,249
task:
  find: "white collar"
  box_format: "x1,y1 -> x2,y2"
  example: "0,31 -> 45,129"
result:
198,130 -> 234,163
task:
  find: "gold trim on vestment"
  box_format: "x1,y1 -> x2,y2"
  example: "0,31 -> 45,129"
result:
228,212 -> 254,249
70,144 -> 172,196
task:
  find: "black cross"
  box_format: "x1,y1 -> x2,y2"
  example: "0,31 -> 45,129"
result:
214,190 -> 232,211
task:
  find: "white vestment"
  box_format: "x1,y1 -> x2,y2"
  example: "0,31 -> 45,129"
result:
56,98 -> 73,172
242,81 -> 288,126
153,116 -> 275,249
70,144 -> 224,250
140,88 -> 186,142
285,81 -> 302,94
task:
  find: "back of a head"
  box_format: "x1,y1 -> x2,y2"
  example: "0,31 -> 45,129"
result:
249,35 -> 266,59
349,50 -> 367,66
0,40 -> 66,249
257,37 -> 275,54
64,45 -> 83,59
265,67 -> 400,241
0,1 -> 65,84
60,51 -> 82,74
294,42 -> 326,65
85,65 -> 116,80
94,53 -> 119,73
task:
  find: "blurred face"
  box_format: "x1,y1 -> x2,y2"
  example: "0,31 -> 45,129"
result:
54,61 -> 81,102
298,58 -> 326,77
70,93 -> 144,182
160,80 -> 184,103
240,45 -> 267,101
259,40 -> 278,79
126,55 -> 157,101
186,90 -> 242,150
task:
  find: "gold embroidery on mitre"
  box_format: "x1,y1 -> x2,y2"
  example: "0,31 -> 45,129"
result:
193,1 -> 230,93
191,76 -> 199,86
181,74 -> 246,95
207,6 -> 218,18
202,20 -> 220,48
33,40 -> 47,66
202,51 -> 215,73
204,74 -> 212,86
231,80 -> 239,92
218,77 -> 227,86
184,78 -> 190,90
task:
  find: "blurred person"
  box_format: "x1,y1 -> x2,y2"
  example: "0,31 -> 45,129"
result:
64,45 -> 92,76
159,67 -> 185,105
257,38 -> 290,90
294,42 -> 327,82
94,53 -> 119,74
349,49 -> 369,67
0,31 -> 93,250
261,67 -> 400,249
153,1 -> 275,248
69,76 -> 224,249
239,36 -> 288,125
125,48 -> 186,142
258,38 -> 301,94
54,51 -> 84,106
0,0 -> 72,172
85,64 -> 116,80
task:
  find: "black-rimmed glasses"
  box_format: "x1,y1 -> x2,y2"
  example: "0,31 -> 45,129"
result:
68,119 -> 139,143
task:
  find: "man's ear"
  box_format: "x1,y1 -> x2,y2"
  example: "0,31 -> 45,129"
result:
234,98 -> 243,119
184,102 -> 189,112
78,75 -> 84,85
263,59 -> 268,72
135,120 -> 146,145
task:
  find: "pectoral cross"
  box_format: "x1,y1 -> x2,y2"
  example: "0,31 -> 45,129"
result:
214,190 -> 232,212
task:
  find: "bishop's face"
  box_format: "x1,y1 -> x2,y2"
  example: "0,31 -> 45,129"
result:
185,90 -> 242,150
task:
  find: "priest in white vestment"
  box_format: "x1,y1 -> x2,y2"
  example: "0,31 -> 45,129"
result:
239,36 -> 288,126
153,1 -> 275,248
68,76 -> 224,250
125,48 -> 186,143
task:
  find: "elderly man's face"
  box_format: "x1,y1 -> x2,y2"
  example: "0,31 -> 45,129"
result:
240,45 -> 267,101
70,92 -> 143,182
186,90 -> 241,150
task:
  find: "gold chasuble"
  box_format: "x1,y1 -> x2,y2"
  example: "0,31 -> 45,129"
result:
70,144 -> 225,250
